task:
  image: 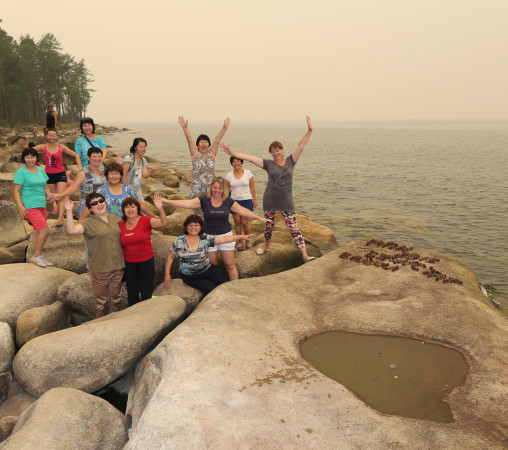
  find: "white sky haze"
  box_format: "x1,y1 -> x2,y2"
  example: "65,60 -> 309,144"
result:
1,0 -> 507,122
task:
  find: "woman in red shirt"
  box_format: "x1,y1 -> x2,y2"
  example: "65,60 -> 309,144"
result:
119,194 -> 167,305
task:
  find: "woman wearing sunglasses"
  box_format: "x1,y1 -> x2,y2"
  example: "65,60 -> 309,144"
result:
64,193 -> 125,318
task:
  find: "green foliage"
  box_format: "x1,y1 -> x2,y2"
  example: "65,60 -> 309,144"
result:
0,21 -> 94,126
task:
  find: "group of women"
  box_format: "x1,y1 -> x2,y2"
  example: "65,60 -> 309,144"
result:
13,115 -> 314,316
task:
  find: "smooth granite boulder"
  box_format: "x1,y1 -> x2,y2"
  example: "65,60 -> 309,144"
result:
13,296 -> 187,397
15,301 -> 70,347
0,201 -> 27,248
0,265 -> 77,330
0,173 -> 14,202
162,174 -> 180,188
0,241 -> 27,265
0,373 -> 11,404
1,388 -> 127,449
0,323 -> 15,372
153,279 -> 203,313
125,240 -> 508,448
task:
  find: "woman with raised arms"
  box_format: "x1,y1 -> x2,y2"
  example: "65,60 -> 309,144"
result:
161,177 -> 270,281
220,116 -> 315,263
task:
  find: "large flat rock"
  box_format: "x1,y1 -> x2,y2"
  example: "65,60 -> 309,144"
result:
126,239 -> 508,448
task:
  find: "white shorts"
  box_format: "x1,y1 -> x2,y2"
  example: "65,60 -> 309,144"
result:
208,231 -> 236,252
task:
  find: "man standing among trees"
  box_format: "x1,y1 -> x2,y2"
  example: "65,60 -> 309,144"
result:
45,105 -> 57,134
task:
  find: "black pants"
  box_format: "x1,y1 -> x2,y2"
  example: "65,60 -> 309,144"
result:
181,264 -> 226,296
124,257 -> 155,306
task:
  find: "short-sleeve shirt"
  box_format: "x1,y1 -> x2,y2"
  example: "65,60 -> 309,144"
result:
262,155 -> 296,211
96,184 -> 137,218
43,145 -> 65,174
13,166 -> 49,209
119,215 -> 154,263
81,214 -> 125,273
198,196 -> 235,235
171,234 -> 216,276
123,154 -> 146,199
78,166 -> 106,212
75,136 -> 106,168
225,169 -> 253,201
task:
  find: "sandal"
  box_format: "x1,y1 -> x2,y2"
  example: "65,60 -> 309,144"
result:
256,247 -> 269,255
236,246 -> 244,252
246,246 -> 253,250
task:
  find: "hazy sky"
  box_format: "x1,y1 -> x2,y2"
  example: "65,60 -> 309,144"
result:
2,0 -> 507,122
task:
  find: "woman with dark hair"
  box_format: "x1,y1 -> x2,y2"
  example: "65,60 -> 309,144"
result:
75,117 -> 107,170
164,214 -> 253,295
220,116 -> 315,262
64,193 -> 124,318
13,147 -> 54,267
121,137 -> 159,201
225,156 -> 258,251
119,194 -> 167,305
161,177 -> 270,280
52,146 -> 106,216
177,116 -> 231,204
78,163 -> 153,219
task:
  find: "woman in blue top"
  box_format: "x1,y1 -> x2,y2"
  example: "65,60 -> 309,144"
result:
75,117 -> 107,170
13,147 -> 54,267
78,163 -> 154,219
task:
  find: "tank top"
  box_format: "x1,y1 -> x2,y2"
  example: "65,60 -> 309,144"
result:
43,144 -> 64,174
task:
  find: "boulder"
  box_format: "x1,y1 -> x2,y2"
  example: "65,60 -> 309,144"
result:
0,417 -> 17,443
13,296 -> 187,397
0,201 -> 28,248
153,280 -> 203,313
16,301 -> 70,347
163,174 -> 180,188
26,225 -> 86,273
159,208 -> 190,237
140,182 -> 156,196
0,173 -> 14,202
0,323 -> 15,372
0,379 -> 36,423
150,168 -> 175,179
125,240 -> 508,448
151,234 -> 178,284
1,388 -> 127,449
0,163 -> 23,174
57,273 -> 129,322
160,187 -> 178,196
0,264 -> 77,330
0,241 -> 27,265
182,170 -> 192,185
173,168 -> 184,178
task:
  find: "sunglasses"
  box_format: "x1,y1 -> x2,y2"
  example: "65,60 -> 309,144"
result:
90,198 -> 105,207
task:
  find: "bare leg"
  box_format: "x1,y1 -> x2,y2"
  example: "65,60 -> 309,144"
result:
54,181 -> 67,223
221,250 -> 238,280
33,227 -> 50,257
233,213 -> 243,247
241,216 -> 251,247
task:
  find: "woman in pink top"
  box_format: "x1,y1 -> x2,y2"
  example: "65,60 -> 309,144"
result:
119,194 -> 167,305
34,128 -> 76,225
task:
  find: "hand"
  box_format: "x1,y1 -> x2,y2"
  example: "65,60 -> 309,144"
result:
306,116 -> 313,131
17,206 -> 26,220
261,217 -> 273,223
223,117 -> 231,129
63,196 -> 74,212
164,274 -> 171,287
152,162 -> 159,172
17,138 -> 25,148
177,116 -> 188,128
153,193 -> 163,209
115,152 -> 124,164
219,143 -> 232,155
253,198 -> 258,208
240,233 -> 256,240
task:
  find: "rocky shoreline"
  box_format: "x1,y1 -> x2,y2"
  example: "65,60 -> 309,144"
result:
0,127 -> 506,448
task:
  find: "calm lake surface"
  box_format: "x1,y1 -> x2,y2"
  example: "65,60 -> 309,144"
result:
105,120 -> 508,315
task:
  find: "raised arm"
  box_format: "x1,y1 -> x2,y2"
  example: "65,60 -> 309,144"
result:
160,196 -> 201,210
230,202 -> 271,223
209,118 -> 231,157
292,116 -> 313,163
64,197 -> 85,235
177,116 -> 198,160
215,233 -> 255,245
142,161 -> 159,179
220,143 -> 264,169
150,194 -> 168,228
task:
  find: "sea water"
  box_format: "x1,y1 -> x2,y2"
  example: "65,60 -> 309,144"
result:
105,120 -> 508,315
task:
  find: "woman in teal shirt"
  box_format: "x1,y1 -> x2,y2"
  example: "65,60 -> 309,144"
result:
13,147 -> 54,267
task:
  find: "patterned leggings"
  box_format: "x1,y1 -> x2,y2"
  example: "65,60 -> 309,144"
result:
263,211 -> 305,249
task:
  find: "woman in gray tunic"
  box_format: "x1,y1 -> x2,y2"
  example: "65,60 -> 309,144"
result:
220,116 -> 315,262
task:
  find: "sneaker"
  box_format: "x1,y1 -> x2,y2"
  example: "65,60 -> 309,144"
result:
30,256 -> 48,267
303,256 -> 316,263
38,256 -> 54,266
